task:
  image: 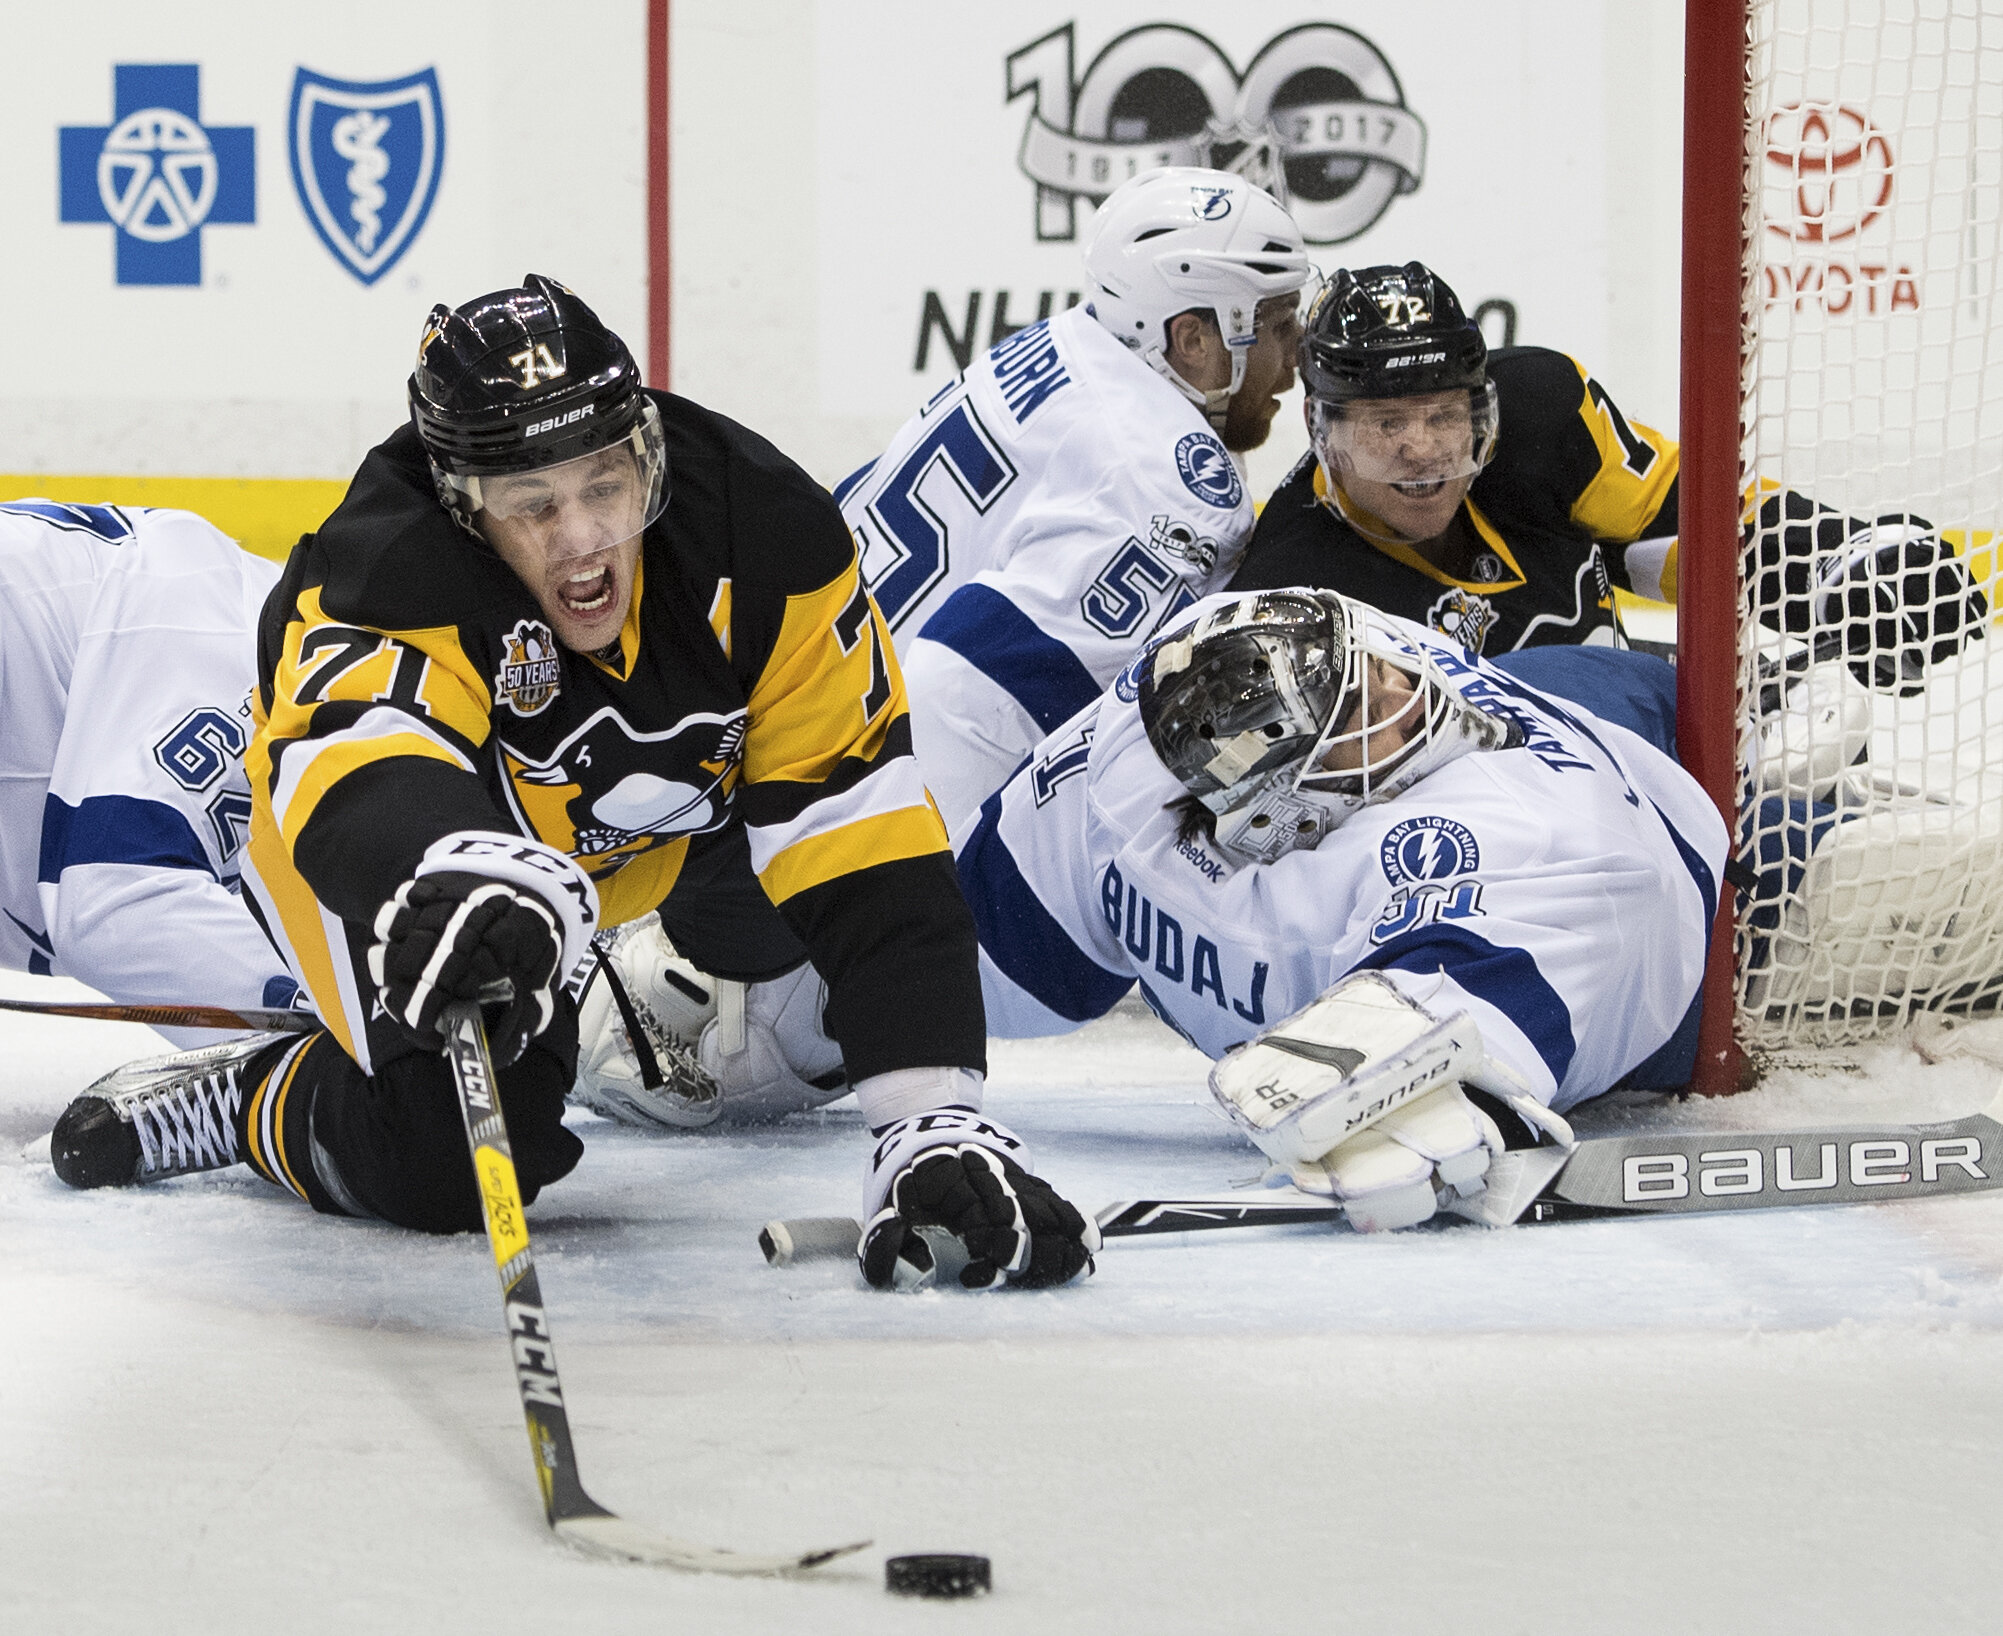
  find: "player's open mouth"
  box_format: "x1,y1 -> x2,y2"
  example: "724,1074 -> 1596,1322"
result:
1391,478 -> 1451,498
558,562 -> 617,617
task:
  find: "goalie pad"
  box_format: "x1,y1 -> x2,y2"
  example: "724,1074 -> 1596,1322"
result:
1750,659 -> 1873,803
1208,972 -> 1483,1165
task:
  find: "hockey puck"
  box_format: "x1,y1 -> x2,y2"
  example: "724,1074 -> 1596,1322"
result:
885,1553 -> 991,1598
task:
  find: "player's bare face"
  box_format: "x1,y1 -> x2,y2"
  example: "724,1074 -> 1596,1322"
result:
1221,296 -> 1305,454
1327,390 -> 1478,542
1317,656 -> 1422,776
478,450 -> 648,652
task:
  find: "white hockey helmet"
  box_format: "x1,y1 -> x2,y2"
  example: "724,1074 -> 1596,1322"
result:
1137,590 -> 1517,863
1082,167 -> 1314,429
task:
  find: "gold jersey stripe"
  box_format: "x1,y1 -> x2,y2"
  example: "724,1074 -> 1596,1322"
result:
757,801 -> 948,905
270,729 -> 471,848
0,474 -> 344,562
266,584 -> 495,750
743,563 -> 910,785
1565,357 -> 1680,542
708,577 -> 733,660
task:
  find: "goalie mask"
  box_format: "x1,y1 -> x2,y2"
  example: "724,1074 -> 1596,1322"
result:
1137,591 -> 1515,863
1082,167 -> 1313,432
408,274 -> 669,546
1300,262 -> 1499,492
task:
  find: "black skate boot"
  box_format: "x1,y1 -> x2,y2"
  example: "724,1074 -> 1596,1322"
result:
50,1033 -> 289,1189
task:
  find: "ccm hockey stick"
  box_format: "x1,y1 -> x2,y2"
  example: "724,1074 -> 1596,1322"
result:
440,1002 -> 867,1575
0,997 -> 318,1032
763,1079 -> 2003,1256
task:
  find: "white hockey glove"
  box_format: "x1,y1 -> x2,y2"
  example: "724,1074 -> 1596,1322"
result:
573,919 -> 849,1129
858,1109 -> 1099,1291
572,919 -> 722,1129
1210,972 -> 1570,1233
369,831 -> 597,1066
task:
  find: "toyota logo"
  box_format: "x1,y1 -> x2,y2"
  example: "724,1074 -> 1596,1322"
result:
1762,103 -> 1894,243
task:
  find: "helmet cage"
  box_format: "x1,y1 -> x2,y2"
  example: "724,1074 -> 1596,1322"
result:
1142,591 -> 1512,863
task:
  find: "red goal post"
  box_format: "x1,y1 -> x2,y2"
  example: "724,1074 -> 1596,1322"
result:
1680,0 -> 2003,1093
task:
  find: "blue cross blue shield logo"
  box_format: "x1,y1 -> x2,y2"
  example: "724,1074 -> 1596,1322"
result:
59,65 -> 256,286
288,67 -> 444,286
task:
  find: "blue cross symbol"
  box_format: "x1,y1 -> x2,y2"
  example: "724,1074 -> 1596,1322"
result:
60,65 -> 255,286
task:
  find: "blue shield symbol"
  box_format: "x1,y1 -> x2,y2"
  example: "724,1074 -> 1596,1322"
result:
288,67 -> 444,285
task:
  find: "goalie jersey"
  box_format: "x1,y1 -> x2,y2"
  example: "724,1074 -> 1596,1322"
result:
1230,346 -> 1679,653
837,304 -> 1252,830
954,613 -> 1728,1112
244,394 -> 984,1079
0,501 -> 295,1017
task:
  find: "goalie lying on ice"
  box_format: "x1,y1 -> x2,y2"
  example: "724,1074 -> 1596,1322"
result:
953,588 -> 1731,1231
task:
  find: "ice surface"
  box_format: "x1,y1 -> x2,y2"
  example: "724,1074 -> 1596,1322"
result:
5,973 -> 2002,1633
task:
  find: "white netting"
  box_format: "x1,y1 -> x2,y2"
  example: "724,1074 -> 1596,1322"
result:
1736,0 -> 2003,1047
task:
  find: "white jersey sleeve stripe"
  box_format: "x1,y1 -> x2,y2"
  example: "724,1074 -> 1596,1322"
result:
915,582 -> 1103,736
954,792 -> 1133,1024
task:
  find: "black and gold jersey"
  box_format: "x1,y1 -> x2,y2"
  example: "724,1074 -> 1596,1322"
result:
244,390 -> 983,1082
1230,347 -> 1680,653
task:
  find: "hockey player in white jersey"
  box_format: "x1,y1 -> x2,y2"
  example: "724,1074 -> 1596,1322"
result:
0,501 -> 298,1030
836,166 -> 1313,832
953,588 -> 1730,1231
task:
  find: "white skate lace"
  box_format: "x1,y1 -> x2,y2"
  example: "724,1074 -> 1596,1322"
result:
126,1069 -> 245,1177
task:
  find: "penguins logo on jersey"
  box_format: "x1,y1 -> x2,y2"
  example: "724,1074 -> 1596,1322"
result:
1176,433 -> 1243,510
1427,588 -> 1500,654
495,619 -> 563,717
1379,816 -> 1479,885
497,706 -> 744,875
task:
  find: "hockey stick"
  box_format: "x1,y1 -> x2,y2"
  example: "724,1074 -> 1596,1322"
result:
762,1079 -> 2003,1255
0,996 -> 318,1032
439,1001 -> 867,1575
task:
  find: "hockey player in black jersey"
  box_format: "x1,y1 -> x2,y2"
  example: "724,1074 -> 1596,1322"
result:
1232,262 -> 1982,687
47,277 -> 1096,1292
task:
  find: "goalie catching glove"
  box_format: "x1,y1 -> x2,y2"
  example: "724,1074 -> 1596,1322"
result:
1210,971 -> 1572,1232
859,1109 -> 1099,1290
369,831 -> 598,1065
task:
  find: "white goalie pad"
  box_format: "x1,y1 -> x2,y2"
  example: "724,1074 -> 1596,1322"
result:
1208,972 -> 1484,1165
1744,794 -> 2003,1027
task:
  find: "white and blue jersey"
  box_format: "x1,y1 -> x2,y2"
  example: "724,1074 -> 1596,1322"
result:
954,619 -> 1728,1113
0,501 -> 296,1019
837,304 -> 1253,831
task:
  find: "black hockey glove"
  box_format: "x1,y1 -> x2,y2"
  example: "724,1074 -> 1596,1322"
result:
369,872 -> 563,1065
858,1109 -> 1098,1291
1811,521 -> 1985,693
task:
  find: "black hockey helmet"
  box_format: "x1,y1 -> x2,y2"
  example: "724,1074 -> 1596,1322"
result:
1298,261 -> 1487,404
408,275 -> 668,538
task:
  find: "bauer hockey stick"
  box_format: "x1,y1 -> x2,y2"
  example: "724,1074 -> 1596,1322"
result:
440,1001 -> 867,1575
763,1079 -> 2003,1255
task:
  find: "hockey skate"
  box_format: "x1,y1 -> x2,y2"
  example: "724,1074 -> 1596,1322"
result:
48,1033 -> 287,1189
572,918 -> 724,1130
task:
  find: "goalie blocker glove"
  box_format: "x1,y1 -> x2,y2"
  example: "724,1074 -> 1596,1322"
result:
1210,972 -> 1573,1232
859,1109 -> 1099,1290
369,830 -> 598,1066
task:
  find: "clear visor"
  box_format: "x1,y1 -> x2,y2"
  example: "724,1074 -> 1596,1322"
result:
448,403 -> 668,549
1310,381 -> 1499,489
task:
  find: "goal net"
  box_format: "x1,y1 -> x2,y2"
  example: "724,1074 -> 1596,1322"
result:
1686,0 -> 2003,1071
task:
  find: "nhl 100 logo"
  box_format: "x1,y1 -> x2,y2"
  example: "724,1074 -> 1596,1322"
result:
1004,20 -> 1426,245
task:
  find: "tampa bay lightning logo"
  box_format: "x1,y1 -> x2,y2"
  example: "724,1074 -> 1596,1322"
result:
288,67 -> 444,286
1191,185 -> 1233,220
1379,816 -> 1479,884
1174,432 -> 1243,510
